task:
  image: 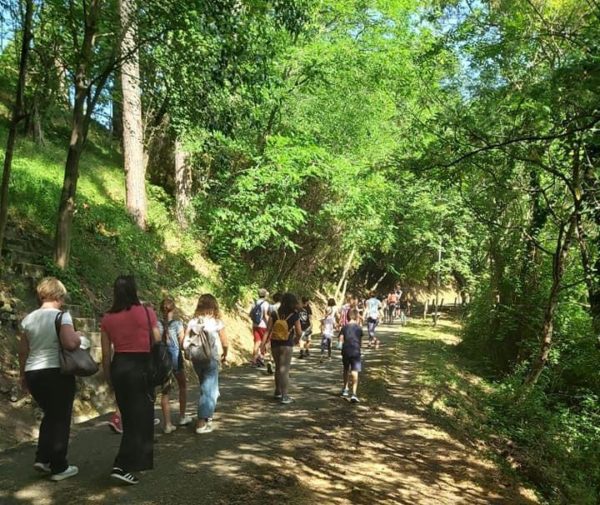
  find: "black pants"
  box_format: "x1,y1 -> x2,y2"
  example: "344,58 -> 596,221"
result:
25,368 -> 76,474
111,353 -> 154,472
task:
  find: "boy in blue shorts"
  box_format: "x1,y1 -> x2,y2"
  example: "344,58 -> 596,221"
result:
338,308 -> 363,403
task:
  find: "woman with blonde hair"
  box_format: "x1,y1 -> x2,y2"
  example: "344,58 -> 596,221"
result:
183,294 -> 228,434
158,297 -> 192,433
18,277 -> 81,481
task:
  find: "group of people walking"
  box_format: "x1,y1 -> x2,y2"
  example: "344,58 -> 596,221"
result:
18,275 -> 228,485
18,276 -> 408,486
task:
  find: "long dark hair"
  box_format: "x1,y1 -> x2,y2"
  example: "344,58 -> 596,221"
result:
278,292 -> 298,318
108,275 -> 141,313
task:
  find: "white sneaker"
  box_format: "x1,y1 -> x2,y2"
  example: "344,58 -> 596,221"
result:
50,465 -> 78,481
195,422 -> 214,434
163,424 -> 177,434
280,396 -> 294,405
33,462 -> 51,474
178,416 -> 193,426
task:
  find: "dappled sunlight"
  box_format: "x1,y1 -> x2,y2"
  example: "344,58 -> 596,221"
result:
0,321 -> 538,504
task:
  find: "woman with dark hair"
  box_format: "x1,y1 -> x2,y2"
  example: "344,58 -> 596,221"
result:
261,292 -> 302,404
100,275 -> 161,485
183,294 -> 228,434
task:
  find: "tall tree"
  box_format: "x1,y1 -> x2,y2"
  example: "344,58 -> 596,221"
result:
54,0 -> 106,268
174,138 -> 193,228
0,0 -> 34,255
119,0 -> 146,229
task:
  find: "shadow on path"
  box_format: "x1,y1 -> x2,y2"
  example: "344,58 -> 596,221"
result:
0,324 -> 538,504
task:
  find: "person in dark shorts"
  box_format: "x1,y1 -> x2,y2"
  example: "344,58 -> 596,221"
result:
338,309 -> 363,403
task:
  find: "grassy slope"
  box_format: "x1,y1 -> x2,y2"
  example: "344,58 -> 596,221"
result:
0,102 -> 256,448
400,319 -> 599,505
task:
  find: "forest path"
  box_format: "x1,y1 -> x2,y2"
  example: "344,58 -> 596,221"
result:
0,322 -> 538,505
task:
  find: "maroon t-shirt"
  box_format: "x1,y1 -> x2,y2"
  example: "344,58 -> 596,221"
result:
101,305 -> 157,353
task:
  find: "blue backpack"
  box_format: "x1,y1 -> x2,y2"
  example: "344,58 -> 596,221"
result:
250,300 -> 265,326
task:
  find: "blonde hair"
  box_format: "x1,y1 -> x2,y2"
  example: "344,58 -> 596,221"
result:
36,277 -> 67,303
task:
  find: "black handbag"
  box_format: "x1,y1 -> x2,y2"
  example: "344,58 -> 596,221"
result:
54,312 -> 99,377
144,307 -> 172,387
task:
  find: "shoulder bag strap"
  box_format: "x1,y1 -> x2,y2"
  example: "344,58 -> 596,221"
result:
55,311 -> 65,349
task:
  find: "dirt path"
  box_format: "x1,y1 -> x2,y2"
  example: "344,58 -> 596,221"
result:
0,324 -> 538,505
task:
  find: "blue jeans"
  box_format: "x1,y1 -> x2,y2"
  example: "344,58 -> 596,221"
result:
193,359 -> 219,420
367,317 -> 379,339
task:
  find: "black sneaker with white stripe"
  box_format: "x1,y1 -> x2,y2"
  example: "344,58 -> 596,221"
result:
110,467 -> 139,485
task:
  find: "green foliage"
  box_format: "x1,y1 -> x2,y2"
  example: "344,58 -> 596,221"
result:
0,124 -> 217,308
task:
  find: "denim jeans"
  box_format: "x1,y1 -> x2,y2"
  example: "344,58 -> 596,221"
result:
193,359 -> 219,420
367,317 -> 379,339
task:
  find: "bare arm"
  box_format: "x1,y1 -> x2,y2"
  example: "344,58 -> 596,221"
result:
293,320 -> 302,345
218,327 -> 229,363
260,317 -> 274,353
178,326 -> 185,347
152,326 -> 161,343
18,331 -> 29,393
59,323 -> 81,351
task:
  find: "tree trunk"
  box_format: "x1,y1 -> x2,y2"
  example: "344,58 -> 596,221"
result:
174,138 -> 193,228
54,0 -> 102,269
514,170 -> 549,364
54,57 -> 70,106
120,0 -> 146,229
369,271 -> 387,292
334,247 -> 356,303
31,98 -> 45,145
577,149 -> 600,339
111,72 -> 123,140
525,215 -> 576,386
0,0 -> 34,256
55,143 -> 84,268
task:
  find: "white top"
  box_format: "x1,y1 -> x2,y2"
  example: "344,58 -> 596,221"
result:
184,316 -> 224,359
322,307 -> 336,337
366,297 -> 382,319
21,308 -> 74,372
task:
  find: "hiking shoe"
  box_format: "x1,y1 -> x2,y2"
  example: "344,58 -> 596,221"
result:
110,467 -> 139,485
266,362 -> 273,375
350,395 -> 360,404
108,414 -> 122,434
341,388 -> 350,398
50,465 -> 78,481
178,416 -> 193,426
274,393 -> 283,400
33,462 -> 51,474
163,424 -> 176,434
280,395 -> 294,405
195,422 -> 214,434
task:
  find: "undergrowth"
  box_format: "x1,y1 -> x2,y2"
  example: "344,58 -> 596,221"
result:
402,319 -> 600,505
0,120 -> 235,313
